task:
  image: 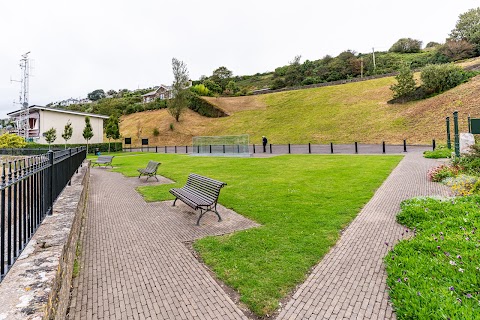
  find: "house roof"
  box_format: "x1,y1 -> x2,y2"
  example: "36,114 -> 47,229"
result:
141,84 -> 172,97
7,105 -> 109,119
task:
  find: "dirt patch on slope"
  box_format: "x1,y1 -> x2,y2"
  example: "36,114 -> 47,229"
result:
203,96 -> 267,114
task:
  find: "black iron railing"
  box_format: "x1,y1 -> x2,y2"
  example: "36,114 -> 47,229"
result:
0,147 -> 86,282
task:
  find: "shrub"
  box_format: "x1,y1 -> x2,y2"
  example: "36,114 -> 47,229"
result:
423,145 -> 452,159
153,128 -> 160,136
438,39 -> 476,61
169,123 -> 174,131
190,84 -> 211,96
427,164 -> 459,182
420,64 -> 476,95
443,174 -> 479,196
0,133 -> 27,148
390,65 -> 416,100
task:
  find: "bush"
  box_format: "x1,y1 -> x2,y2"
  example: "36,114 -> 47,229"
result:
0,133 -> 27,148
424,145 -> 452,159
438,39 -> 476,61
427,164 -> 459,182
421,64 -> 476,95
153,128 -> 160,136
443,174 -> 479,196
390,65 -> 416,100
24,142 -> 123,154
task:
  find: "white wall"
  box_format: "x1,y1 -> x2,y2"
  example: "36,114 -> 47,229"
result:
38,110 -> 105,144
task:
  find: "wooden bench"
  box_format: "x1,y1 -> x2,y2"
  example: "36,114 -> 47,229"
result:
169,174 -> 227,225
137,161 -> 161,181
92,155 -> 114,168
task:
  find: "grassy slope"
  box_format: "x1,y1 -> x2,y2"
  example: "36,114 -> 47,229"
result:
108,153 -> 401,315
120,71 -> 480,146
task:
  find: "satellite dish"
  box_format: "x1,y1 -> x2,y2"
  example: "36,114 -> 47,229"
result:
22,102 -> 28,108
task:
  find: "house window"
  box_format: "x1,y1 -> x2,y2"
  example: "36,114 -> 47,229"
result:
160,94 -> 164,100
29,118 -> 37,129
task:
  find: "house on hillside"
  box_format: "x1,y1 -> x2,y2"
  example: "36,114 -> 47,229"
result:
142,85 -> 173,103
142,81 -> 192,103
7,105 -> 108,144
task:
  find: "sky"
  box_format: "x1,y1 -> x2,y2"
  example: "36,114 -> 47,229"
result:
0,0 -> 478,118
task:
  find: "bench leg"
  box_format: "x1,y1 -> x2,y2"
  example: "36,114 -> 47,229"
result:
214,204 -> 222,222
146,175 -> 150,182
154,175 -> 159,182
196,209 -> 206,226
172,198 -> 178,206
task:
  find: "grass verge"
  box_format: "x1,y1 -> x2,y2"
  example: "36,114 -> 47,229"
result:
109,153 -> 401,316
385,196 -> 480,319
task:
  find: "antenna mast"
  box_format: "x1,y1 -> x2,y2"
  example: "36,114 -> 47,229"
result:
18,52 -> 31,141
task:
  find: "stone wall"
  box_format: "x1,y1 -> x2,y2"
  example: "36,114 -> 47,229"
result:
0,163 -> 90,320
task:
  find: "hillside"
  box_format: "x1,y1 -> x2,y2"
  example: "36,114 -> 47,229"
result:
119,74 -> 479,146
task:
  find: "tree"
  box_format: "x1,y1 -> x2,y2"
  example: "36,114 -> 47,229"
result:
105,115 -> 120,153
168,58 -> 190,122
439,39 -> 476,61
425,41 -> 442,48
44,127 -> 57,149
82,116 -> 94,153
87,89 -> 106,101
389,38 -> 423,53
61,120 -> 73,149
210,66 -> 233,91
390,64 -> 416,101
450,7 -> 480,51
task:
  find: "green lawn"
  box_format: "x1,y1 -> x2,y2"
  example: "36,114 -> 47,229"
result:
108,153 -> 402,315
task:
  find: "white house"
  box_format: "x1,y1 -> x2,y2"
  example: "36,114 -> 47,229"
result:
7,105 -> 108,144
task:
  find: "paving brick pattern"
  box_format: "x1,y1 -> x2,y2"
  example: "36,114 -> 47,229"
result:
276,152 -> 451,320
68,169 -> 259,320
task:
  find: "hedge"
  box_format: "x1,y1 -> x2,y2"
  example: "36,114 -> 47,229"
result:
25,142 -> 123,154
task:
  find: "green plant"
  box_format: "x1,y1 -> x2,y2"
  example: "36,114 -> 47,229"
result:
169,123 -> 174,131
427,164 -> 458,182
168,57 -> 190,122
0,133 -> 27,148
443,174 -> 479,196
390,64 -> 416,100
82,116 -> 94,153
420,64 -> 475,95
386,196 -> 480,319
153,128 -> 160,136
424,145 -> 452,159
105,115 -> 120,153
44,127 -> 57,148
61,121 -> 73,149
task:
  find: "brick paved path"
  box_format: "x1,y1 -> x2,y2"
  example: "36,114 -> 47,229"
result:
70,151 -> 448,320
276,152 -> 451,320
68,169 -> 259,320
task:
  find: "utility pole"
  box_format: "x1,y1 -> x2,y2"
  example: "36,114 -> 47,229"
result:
360,57 -> 364,78
11,52 -> 31,141
372,47 -> 376,73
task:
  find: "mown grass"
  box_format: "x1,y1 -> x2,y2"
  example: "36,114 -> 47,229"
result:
385,197 -> 480,319
108,153 -> 401,315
